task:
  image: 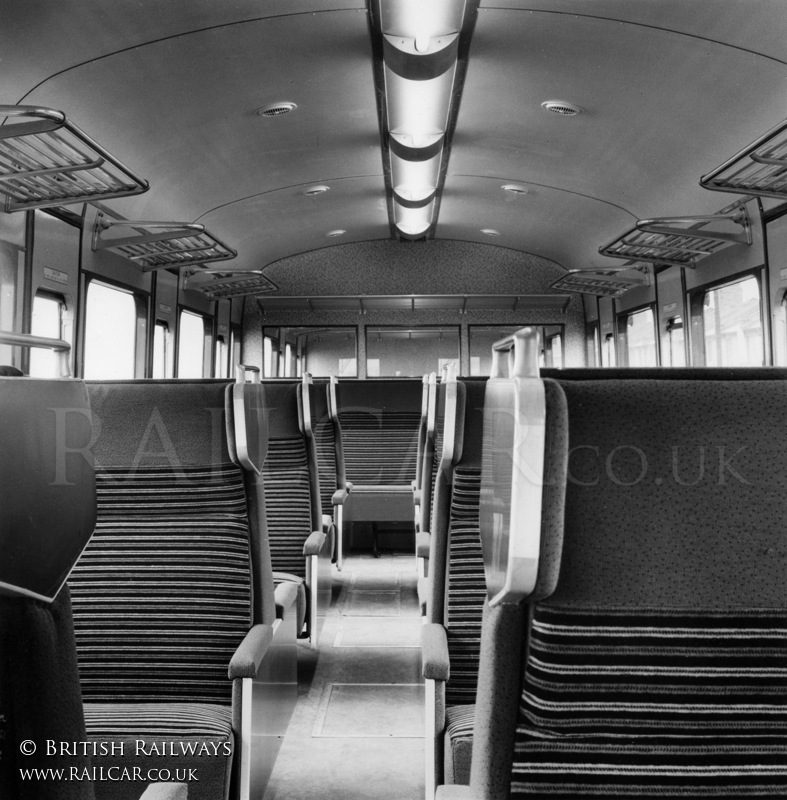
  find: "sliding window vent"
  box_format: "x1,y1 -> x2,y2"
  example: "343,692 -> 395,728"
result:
701,120 -> 787,199
189,272 -> 278,299
92,218 -> 237,272
550,271 -> 647,299
0,106 -> 148,212
599,207 -> 751,269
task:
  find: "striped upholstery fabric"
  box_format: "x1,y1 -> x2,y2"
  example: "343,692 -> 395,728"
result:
339,410 -> 421,485
84,702 -> 232,739
312,413 -> 337,517
263,437 -> 313,578
69,464 -> 251,704
427,420 -> 444,532
445,467 -> 484,706
512,604 -> 787,797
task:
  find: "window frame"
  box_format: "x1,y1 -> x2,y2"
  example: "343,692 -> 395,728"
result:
365,324 -> 461,378
82,276 -> 147,379
616,303 -> 659,367
688,269 -> 767,367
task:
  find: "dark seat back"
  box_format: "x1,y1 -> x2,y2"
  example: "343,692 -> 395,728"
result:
73,381 -> 252,705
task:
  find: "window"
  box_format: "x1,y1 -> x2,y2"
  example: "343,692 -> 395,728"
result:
177,309 -> 208,378
152,322 -> 174,379
664,316 -> 686,367
214,336 -> 228,378
83,281 -> 140,379
230,325 -> 242,375
586,323 -> 600,367
603,332 -> 617,367
263,327 -> 358,377
366,326 -> 460,377
698,275 -> 764,367
620,306 -> 658,367
544,333 -> 563,368
29,292 -> 67,377
263,335 -> 275,377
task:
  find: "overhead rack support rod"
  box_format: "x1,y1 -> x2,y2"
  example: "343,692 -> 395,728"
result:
635,211 -> 751,246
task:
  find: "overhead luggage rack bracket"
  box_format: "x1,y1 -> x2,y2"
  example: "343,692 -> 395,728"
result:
92,217 -> 237,271
701,119 -> 787,199
0,105 -> 148,212
599,206 -> 750,269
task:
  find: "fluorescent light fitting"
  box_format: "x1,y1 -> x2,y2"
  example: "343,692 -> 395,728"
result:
384,66 -> 456,139
394,199 -> 434,237
380,0 -> 466,40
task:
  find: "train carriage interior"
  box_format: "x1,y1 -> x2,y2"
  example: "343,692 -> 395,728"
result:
2,2 -> 787,799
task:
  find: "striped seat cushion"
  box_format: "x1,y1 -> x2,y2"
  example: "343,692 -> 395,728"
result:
512,605 -> 787,797
445,467 -> 484,705
263,437 -> 313,578
445,703 -> 476,785
339,410 -> 421,485
69,465 -> 251,705
313,416 -> 337,517
427,420 -> 444,531
84,703 -> 233,800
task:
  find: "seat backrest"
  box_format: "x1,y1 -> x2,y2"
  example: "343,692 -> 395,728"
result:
262,380 -> 316,577
413,374 -> 430,494
472,372 -> 787,799
302,375 -> 336,519
335,379 -> 423,486
72,380 -> 252,705
0,376 -> 97,800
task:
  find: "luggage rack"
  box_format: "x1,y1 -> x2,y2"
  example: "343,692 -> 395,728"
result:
599,206 -> 751,269
183,269 -> 278,299
550,270 -> 648,299
701,119 -> 787,199
0,105 -> 148,212
92,218 -> 237,271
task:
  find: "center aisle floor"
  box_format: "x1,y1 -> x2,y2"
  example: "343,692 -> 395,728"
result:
263,552 -> 425,800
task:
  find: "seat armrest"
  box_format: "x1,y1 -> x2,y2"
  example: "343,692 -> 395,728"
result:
322,514 -> 334,532
435,786 -> 477,800
413,489 -> 422,507
303,529 -> 327,556
274,580 -> 299,616
422,623 -> 450,682
345,481 -> 353,493
139,784 -> 188,800
332,488 -> 349,506
416,530 -> 431,560
228,623 -> 274,679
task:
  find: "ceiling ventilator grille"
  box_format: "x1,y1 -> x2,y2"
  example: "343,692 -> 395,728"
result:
599,205 -> 751,269
701,119 -> 787,198
550,271 -> 648,299
0,105 -> 148,212
188,272 -> 279,299
92,217 -> 237,271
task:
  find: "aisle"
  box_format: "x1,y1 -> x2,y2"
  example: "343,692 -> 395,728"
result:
262,553 -> 425,800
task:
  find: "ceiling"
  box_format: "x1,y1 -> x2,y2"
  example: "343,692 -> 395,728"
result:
2,0 -> 786,295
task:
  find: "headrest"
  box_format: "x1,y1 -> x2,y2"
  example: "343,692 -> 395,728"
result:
0,378 -> 96,602
262,380 -> 302,439
87,380 -> 232,467
479,328 -> 567,606
227,369 -> 269,475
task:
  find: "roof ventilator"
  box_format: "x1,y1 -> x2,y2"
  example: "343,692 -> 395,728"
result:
184,270 -> 279,299
0,105 -> 148,212
701,119 -> 787,199
599,204 -> 751,269
92,215 -> 237,271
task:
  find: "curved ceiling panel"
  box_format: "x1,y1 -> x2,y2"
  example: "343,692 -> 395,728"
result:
20,10 -> 381,229
198,176 -> 390,273
1,1 -> 365,103
436,176 -> 635,270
